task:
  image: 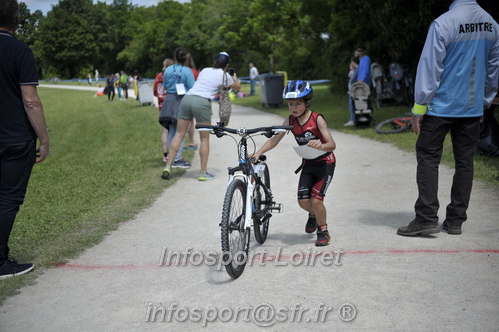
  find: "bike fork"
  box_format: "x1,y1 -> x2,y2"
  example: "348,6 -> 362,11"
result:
244,175 -> 255,230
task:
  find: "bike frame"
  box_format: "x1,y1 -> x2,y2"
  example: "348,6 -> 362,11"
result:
197,124 -> 290,231
226,133 -> 270,231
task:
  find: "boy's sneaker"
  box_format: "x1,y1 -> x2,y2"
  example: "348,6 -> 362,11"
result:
172,160 -> 191,169
0,259 -> 34,280
315,225 -> 331,247
161,164 -> 171,179
305,214 -> 317,233
198,172 -> 214,181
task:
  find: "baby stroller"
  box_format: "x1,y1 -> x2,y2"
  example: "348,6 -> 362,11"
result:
349,81 -> 374,126
371,62 -> 391,108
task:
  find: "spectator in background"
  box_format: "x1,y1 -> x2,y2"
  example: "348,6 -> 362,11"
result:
115,73 -> 122,100
249,62 -> 259,96
133,69 -> 142,100
106,74 -> 115,101
120,70 -> 128,100
154,58 -> 174,163
0,0 -> 50,278
356,46 -> 371,85
161,51 -> 240,181
160,47 -> 195,169
94,69 -> 99,86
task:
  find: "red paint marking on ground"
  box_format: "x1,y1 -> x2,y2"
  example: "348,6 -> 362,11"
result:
344,249 -> 499,255
51,262 -> 160,270
51,248 -> 499,270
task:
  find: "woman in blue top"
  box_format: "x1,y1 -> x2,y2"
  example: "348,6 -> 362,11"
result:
161,47 -> 195,168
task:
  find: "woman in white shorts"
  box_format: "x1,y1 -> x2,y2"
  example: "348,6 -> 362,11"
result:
161,52 -> 241,181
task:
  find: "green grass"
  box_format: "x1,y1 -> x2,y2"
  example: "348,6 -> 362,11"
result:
0,89 -> 192,302
235,83 -> 499,186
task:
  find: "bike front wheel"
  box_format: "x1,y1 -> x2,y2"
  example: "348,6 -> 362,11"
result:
221,179 -> 250,279
375,116 -> 412,134
254,164 -> 271,244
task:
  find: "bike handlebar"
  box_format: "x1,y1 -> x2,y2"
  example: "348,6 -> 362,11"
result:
196,123 -> 293,138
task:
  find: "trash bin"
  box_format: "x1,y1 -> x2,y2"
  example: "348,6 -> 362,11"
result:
259,73 -> 284,108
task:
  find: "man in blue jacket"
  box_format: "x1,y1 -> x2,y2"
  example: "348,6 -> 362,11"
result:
398,0 -> 499,236
356,46 -> 371,85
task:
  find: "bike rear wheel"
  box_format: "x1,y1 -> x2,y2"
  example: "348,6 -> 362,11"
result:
375,116 -> 412,134
254,164 -> 271,244
221,179 -> 250,279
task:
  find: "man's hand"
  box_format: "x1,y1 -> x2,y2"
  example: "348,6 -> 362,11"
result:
411,115 -> 423,135
36,142 -> 49,163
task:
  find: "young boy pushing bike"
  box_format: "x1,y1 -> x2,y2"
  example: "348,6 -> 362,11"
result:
252,80 -> 336,246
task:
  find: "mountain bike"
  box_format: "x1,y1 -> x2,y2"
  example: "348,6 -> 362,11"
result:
196,123 -> 293,279
375,116 -> 413,134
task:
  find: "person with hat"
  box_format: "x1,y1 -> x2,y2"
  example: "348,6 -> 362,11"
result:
161,52 -> 240,181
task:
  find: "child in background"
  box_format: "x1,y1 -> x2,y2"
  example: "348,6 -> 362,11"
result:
252,80 -> 337,246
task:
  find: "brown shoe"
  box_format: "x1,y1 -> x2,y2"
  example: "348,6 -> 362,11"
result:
397,220 -> 440,237
442,220 -> 462,235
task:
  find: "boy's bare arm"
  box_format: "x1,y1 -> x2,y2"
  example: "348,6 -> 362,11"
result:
308,116 -> 336,152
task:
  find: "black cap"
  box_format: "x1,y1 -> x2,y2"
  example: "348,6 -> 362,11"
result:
215,52 -> 231,66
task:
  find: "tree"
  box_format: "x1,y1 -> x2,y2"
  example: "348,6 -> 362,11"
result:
24,0 -> 474,85
117,1 -> 186,77
17,3 -> 44,76
35,0 -> 98,78
17,2 -> 43,48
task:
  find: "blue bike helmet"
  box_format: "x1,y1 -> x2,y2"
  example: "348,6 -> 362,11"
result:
283,80 -> 313,100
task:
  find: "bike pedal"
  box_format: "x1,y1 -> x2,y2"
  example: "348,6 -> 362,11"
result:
270,203 -> 283,213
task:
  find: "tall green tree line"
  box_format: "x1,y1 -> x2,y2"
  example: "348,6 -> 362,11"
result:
18,0 -> 495,92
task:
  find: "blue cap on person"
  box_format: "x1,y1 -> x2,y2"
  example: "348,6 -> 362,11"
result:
215,52 -> 231,66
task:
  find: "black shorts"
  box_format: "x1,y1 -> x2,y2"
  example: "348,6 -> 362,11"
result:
297,162 -> 335,201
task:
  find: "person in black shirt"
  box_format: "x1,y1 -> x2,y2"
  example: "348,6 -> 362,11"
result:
0,0 -> 50,279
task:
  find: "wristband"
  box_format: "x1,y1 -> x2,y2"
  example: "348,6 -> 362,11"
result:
412,103 -> 427,116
